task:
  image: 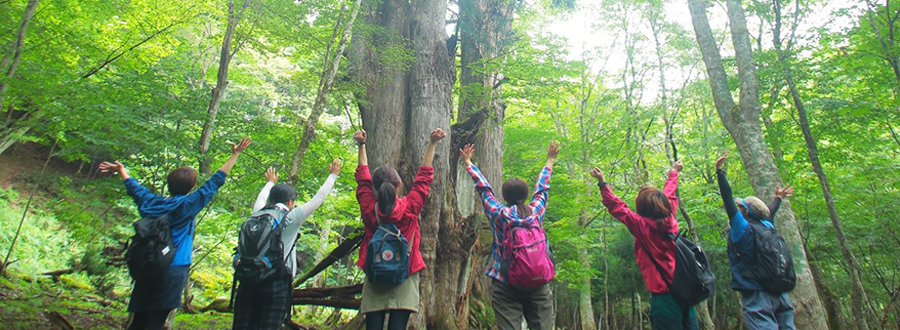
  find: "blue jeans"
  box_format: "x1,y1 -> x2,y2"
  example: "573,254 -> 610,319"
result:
741,291 -> 795,330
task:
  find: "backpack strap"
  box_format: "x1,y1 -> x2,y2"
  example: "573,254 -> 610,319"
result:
637,238 -> 673,289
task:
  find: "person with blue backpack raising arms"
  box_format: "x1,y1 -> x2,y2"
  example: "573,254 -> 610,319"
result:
460,141 -> 559,330
353,127 -> 446,330
231,160 -> 342,330
590,160 -> 703,330
715,151 -> 797,330
98,137 -> 252,330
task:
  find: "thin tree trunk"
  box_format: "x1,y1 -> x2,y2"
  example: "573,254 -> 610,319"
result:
0,0 -> 39,113
2,140 -> 55,276
772,1 -> 874,328
198,0 -> 252,174
686,0 -> 828,328
289,0 -> 363,184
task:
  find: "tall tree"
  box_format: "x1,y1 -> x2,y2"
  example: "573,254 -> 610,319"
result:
289,0 -> 364,185
769,0 -> 875,328
685,0 -> 828,328
198,0 -> 253,174
348,0 -> 473,327
0,0 -> 40,156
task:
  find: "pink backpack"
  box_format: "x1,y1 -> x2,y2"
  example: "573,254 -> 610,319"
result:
501,220 -> 556,289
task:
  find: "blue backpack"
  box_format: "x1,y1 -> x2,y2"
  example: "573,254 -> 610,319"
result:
365,211 -> 410,285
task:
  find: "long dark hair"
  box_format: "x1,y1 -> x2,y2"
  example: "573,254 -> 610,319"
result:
635,186 -> 674,232
372,166 -> 401,214
501,178 -> 532,218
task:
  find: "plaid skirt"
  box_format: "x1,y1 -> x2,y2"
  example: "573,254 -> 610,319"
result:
360,271 -> 420,313
232,275 -> 293,330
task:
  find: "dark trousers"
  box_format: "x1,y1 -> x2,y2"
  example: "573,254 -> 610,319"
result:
491,279 -> 554,330
741,290 -> 795,330
650,293 -> 699,330
127,310 -> 170,330
232,276 -> 293,330
365,310 -> 412,330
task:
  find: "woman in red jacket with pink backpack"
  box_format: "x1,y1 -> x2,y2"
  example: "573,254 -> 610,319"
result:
590,161 -> 698,330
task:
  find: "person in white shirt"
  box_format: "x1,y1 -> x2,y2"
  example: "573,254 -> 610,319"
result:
232,159 -> 341,330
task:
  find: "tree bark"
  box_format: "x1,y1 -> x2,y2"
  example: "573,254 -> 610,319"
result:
349,0 -> 463,327
289,0 -> 363,184
685,0 -> 828,328
198,0 -> 252,174
0,0 -> 39,113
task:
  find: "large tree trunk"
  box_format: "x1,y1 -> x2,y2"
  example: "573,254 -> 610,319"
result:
771,1 -> 874,328
289,0 -> 363,184
349,0 -> 468,328
685,0 -> 828,328
198,0 -> 252,174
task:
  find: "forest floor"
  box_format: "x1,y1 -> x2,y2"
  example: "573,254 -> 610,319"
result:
0,145 -> 235,329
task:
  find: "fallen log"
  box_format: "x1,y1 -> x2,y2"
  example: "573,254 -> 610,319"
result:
292,283 -> 363,299
291,298 -> 361,309
293,229 -> 364,287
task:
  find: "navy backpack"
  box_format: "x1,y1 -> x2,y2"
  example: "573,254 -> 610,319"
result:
364,211 -> 410,285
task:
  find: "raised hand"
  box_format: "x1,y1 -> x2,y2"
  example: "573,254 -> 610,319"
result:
775,184 -> 794,199
430,128 -> 447,143
715,151 -> 730,170
230,137 -> 252,154
265,167 -> 278,183
353,130 -> 367,144
329,158 -> 343,175
672,160 -> 684,172
459,144 -> 475,166
99,161 -> 129,180
547,141 -> 561,160
590,167 -> 606,183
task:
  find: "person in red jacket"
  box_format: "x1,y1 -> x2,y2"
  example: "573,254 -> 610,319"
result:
590,161 -> 698,330
353,127 -> 446,330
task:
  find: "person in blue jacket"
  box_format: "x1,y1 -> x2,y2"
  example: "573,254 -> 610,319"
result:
99,137 -> 251,330
715,151 -> 796,330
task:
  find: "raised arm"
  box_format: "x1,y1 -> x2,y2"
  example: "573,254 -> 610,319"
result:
354,130 -> 368,167
663,161 -> 683,214
294,159 -> 341,219
716,152 -> 750,241
591,168 -> 639,226
768,184 -> 793,222
100,161 -> 154,207
219,137 -> 252,174
422,128 -> 446,167
460,144 -> 503,219
529,141 -> 559,223
252,168 -> 278,212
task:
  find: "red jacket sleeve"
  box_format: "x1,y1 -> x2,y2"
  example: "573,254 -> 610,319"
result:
600,185 -> 642,236
355,165 -> 378,231
405,166 -> 434,215
662,170 -> 680,216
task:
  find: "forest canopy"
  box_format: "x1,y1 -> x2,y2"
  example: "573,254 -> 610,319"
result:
0,0 -> 898,329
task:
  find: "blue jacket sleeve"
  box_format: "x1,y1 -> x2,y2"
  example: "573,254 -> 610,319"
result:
174,170 -> 228,228
124,178 -> 158,208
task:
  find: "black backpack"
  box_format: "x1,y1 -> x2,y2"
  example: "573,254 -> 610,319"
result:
232,211 -> 293,285
741,222 -> 796,293
641,231 -> 716,306
126,215 -> 177,283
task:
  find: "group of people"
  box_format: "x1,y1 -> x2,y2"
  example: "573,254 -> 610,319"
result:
99,129 -> 798,330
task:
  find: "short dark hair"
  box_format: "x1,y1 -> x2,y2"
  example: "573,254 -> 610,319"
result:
267,184 -> 298,207
501,178 -> 532,218
167,167 -> 198,196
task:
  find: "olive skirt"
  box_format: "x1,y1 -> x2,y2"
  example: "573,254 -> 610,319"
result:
359,272 -> 420,313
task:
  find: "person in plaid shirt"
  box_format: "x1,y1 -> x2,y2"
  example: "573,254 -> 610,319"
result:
460,141 -> 559,330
